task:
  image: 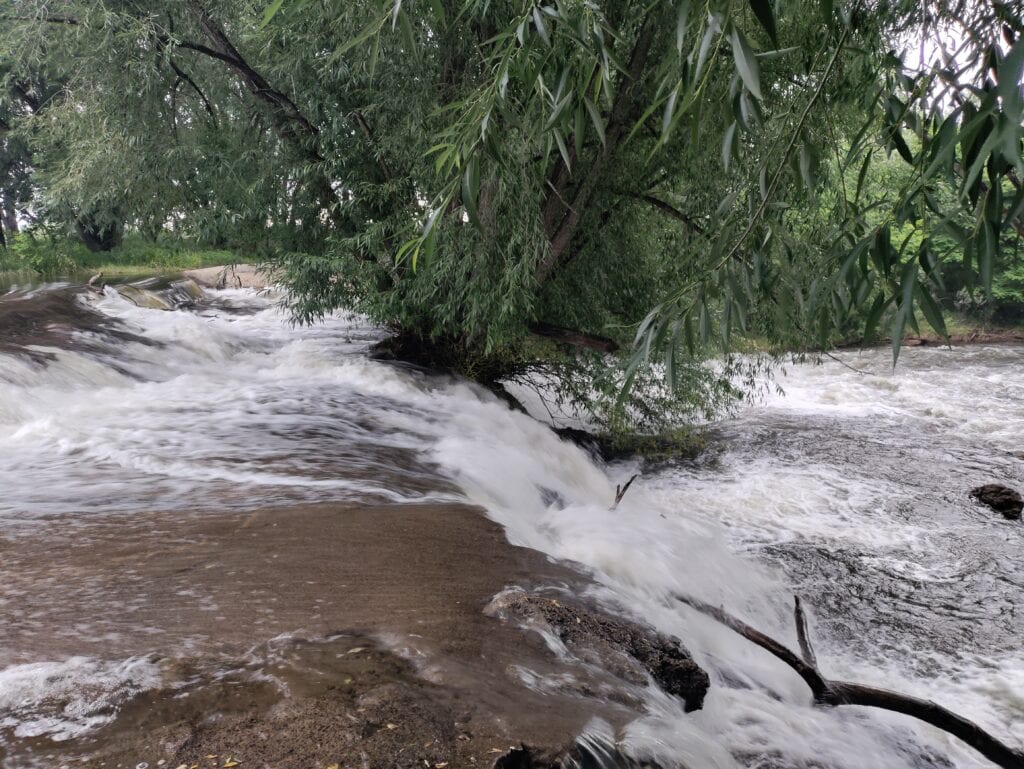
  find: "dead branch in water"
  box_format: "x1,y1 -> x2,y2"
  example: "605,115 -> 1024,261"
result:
613,474 -> 638,508
675,594 -> 1024,769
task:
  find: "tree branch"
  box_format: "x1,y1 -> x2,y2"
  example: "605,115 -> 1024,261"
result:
535,13 -> 660,285
185,2 -> 319,145
166,58 -> 217,120
633,193 -> 706,234
351,110 -> 395,182
676,594 -> 829,698
613,474 -> 638,508
793,596 -> 817,667
0,15 -> 80,25
676,593 -> 1024,769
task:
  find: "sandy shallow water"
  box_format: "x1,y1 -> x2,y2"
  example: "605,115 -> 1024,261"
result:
0,501 -> 643,768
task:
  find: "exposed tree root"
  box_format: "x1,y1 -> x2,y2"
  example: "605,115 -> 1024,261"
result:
675,594 -> 1024,769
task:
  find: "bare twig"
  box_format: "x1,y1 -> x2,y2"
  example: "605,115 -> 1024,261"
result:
823,351 -> 869,375
613,474 -> 639,508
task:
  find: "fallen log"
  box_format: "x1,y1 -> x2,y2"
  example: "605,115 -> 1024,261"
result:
675,594 -> 1024,769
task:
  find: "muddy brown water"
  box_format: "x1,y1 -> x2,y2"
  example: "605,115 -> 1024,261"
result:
0,502 -> 636,768
3,281 -> 1023,769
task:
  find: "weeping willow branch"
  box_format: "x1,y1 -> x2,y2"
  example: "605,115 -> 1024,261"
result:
712,27 -> 851,275
675,594 -> 1024,769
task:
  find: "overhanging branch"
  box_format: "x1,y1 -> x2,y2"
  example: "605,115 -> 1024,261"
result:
633,193 -> 706,235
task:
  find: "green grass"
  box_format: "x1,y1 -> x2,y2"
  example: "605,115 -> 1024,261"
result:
0,233 -> 239,283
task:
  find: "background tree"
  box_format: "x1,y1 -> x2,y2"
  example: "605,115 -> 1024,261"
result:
0,0 -> 1020,429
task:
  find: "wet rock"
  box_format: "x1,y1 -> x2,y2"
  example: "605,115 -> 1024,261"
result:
492,740 -> 663,769
115,284 -> 173,310
487,591 -> 709,711
970,484 -> 1023,520
168,278 -> 206,305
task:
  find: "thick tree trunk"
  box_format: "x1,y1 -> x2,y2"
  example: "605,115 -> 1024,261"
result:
75,215 -> 123,252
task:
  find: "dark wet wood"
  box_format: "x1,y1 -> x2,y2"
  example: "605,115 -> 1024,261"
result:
676,594 -> 1024,769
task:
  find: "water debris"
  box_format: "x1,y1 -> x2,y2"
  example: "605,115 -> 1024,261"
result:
612,474 -> 638,508
676,593 -> 1024,769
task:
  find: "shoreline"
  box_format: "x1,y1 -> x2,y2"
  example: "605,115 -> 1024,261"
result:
0,502 -> 697,768
183,263 -> 273,290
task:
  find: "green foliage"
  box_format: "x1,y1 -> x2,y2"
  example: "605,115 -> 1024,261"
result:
515,349 -> 767,436
0,232 -> 233,278
1,0 -> 1021,432
2,232 -> 84,276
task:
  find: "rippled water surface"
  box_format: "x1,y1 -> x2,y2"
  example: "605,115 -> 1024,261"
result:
0,282 -> 1021,769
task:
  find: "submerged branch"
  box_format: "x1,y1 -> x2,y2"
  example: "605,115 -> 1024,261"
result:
675,594 -> 1024,769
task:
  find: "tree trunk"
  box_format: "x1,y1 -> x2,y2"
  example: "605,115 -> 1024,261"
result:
1,197 -> 18,237
76,215 -> 123,252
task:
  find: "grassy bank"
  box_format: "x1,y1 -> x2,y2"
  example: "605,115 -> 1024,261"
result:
0,234 -> 238,283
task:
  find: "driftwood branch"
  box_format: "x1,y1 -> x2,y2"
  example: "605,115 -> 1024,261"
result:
676,594 -> 1024,769
528,322 -> 619,353
793,596 -> 817,668
613,474 -> 638,508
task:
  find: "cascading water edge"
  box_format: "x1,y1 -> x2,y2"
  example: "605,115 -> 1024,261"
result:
0,281 -> 1020,769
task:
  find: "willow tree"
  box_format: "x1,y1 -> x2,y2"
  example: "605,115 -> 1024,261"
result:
1,0 -> 1021,424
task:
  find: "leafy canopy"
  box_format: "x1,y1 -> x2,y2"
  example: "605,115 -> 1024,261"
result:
1,0 -> 1021,426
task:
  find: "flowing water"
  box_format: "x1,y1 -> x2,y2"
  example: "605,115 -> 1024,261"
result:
0,281 -> 1021,769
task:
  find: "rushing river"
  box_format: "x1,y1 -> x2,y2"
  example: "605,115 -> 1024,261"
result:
0,281 -> 1021,769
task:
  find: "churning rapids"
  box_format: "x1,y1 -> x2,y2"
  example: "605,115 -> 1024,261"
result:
0,280 -> 1021,769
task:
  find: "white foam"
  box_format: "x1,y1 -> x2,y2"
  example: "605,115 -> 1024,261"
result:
2,287 -> 1022,768
0,656 -> 162,741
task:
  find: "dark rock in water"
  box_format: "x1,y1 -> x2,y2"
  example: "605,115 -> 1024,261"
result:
554,426 -> 705,464
970,484 -> 1023,520
487,590 -> 710,712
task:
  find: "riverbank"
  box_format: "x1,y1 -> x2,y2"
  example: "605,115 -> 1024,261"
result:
0,501 -> 705,768
833,314 -> 1024,350
2,282 -> 1022,769
0,236 -> 234,288
183,263 -> 274,290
